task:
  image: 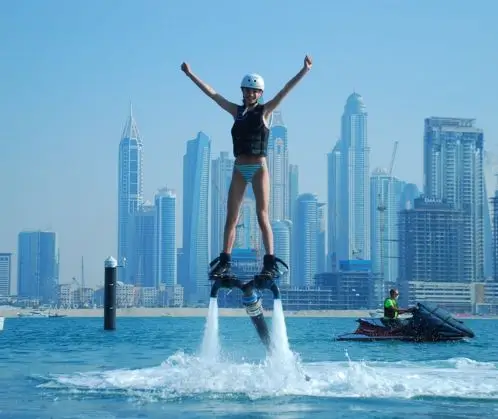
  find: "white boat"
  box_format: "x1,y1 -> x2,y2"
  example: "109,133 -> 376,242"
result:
17,309 -> 50,318
0,317 -> 4,331
17,308 -> 68,318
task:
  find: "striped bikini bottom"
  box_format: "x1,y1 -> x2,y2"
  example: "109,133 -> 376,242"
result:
234,162 -> 265,183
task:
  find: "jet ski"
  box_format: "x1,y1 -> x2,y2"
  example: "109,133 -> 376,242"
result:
337,302 -> 475,342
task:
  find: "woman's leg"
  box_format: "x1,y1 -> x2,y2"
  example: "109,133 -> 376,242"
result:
223,168 -> 247,252
210,168 -> 247,276
252,163 -> 279,276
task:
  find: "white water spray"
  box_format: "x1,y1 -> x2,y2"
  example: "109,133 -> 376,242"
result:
200,297 -> 220,362
270,299 -> 292,360
266,298 -> 306,382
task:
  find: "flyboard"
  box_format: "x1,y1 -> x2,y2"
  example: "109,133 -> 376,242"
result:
208,259 -> 311,382
209,272 -> 281,350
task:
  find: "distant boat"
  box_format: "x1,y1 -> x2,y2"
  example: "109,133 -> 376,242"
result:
17,308 -> 67,318
0,317 -> 4,331
17,309 -> 49,318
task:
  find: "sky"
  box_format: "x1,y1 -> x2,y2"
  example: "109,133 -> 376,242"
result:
1,0 -> 497,290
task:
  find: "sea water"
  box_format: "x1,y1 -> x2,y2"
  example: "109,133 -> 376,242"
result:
1,315 -> 498,418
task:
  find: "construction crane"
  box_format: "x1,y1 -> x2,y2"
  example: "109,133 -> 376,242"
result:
377,141 -> 399,298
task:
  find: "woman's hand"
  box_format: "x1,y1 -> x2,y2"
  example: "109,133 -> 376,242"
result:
303,55 -> 312,71
181,62 -> 191,76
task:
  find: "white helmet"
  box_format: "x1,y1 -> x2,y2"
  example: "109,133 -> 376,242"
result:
241,73 -> 264,91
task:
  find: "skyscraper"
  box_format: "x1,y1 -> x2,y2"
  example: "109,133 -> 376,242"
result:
234,197 -> 260,250
327,140 -> 341,271
155,188 -> 177,287
183,132 -> 211,303
17,231 -> 59,303
370,168 -> 403,302
211,152 -> 234,259
117,105 -> 143,283
268,110 -> 289,222
398,197 -> 466,284
271,220 -> 292,286
295,193 -> 320,287
0,253 -> 12,296
288,164 -> 299,222
316,203 -> 327,275
288,164 -> 299,284
423,117 -> 484,281
338,93 -> 370,261
399,183 -> 421,210
491,190 -> 498,283
128,203 -> 155,287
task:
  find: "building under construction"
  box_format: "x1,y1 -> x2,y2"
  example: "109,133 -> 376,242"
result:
491,191 -> 498,282
398,196 -> 467,307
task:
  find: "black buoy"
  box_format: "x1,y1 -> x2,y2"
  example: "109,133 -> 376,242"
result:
104,256 -> 117,331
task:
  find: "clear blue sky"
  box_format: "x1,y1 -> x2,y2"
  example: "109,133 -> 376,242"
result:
1,0 -> 497,289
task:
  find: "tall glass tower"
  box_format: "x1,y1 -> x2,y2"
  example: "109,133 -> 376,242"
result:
183,132 -> 211,303
117,105 -> 143,283
211,152 -> 234,259
155,188 -> 177,287
17,231 -> 59,303
339,93 -> 370,261
268,110 -> 289,222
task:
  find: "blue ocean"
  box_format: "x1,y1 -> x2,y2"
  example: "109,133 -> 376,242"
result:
1,306 -> 497,419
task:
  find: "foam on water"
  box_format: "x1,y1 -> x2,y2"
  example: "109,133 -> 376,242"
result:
39,353 -> 498,402
36,298 -> 498,403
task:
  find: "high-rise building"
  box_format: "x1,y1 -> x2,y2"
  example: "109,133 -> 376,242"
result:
117,105 -> 144,283
183,132 -> 211,303
271,220 -> 292,286
316,203 -> 327,275
155,188 -> 177,287
288,164 -> 299,283
399,183 -> 421,210
483,151 -> 498,278
17,231 -> 59,303
370,168 -> 403,300
0,253 -> 12,296
128,203 -> 155,287
234,197 -> 261,251
398,197 -> 466,286
423,117 -> 484,281
211,152 -> 234,259
268,110 -> 289,222
327,140 -> 341,271
491,190 -> 498,283
295,193 -> 320,287
338,93 -> 370,261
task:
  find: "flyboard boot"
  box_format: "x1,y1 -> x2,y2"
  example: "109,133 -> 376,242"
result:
209,252 -> 232,278
208,252 -> 242,298
253,255 -> 289,298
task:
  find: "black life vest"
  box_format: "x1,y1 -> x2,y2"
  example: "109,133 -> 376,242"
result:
231,104 -> 270,157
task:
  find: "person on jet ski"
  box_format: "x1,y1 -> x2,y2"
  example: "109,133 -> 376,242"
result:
383,288 -> 415,328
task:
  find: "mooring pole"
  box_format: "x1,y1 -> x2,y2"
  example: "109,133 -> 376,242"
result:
104,256 -> 117,331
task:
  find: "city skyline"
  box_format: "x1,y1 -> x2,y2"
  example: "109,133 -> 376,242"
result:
2,1 -> 498,289
4,102 -> 494,295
